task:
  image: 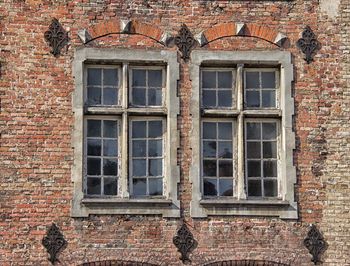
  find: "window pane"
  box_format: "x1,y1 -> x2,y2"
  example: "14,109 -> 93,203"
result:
132,69 -> 146,86
133,178 -> 147,196
103,69 -> 118,86
103,87 -> 118,105
218,71 -> 232,88
87,120 -> 101,137
148,70 -> 162,87
103,159 -> 118,176
218,122 -> 232,140
247,160 -> 261,177
88,87 -> 101,105
103,120 -> 117,138
132,121 -> 146,138
133,159 -> 146,176
87,158 -> 101,175
148,121 -> 163,138
148,88 -> 162,106
248,180 -> 262,197
218,90 -> 232,107
148,140 -> 162,157
246,90 -> 260,108
219,179 -> 233,196
247,142 -> 261,159
203,141 -> 216,158
202,71 -> 216,88
204,178 -> 217,196
87,177 -> 101,195
262,90 -> 276,108
262,123 -> 277,140
149,159 -> 162,176
263,141 -> 277,158
263,161 -> 277,177
218,141 -> 232,158
202,90 -> 216,107
245,72 -> 259,88
88,68 -> 101,86
264,179 -> 277,197
87,139 -> 101,156
261,72 -> 275,88
219,160 -> 233,177
203,160 -> 216,177
104,177 -> 118,195
132,140 -> 146,157
103,140 -> 118,157
203,122 -> 216,139
132,88 -> 146,106
149,178 -> 163,196
246,122 -> 261,140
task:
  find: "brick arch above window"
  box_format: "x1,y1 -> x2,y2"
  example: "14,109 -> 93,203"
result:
80,260 -> 158,266
203,260 -> 290,266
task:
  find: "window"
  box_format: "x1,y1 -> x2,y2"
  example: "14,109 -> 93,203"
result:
72,48 -> 180,217
190,51 -> 297,219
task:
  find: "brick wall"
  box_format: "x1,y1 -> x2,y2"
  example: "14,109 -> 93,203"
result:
0,0 -> 349,265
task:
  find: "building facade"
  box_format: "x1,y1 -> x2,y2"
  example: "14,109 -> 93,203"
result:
0,0 -> 349,265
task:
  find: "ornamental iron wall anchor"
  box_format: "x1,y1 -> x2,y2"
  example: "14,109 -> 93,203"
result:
173,223 -> 197,263
44,18 -> 69,57
296,26 -> 320,64
42,223 -> 67,264
175,24 -> 197,61
304,224 -> 327,265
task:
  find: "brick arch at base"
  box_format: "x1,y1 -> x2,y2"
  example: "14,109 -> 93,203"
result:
80,261 -> 158,266
204,260 -> 290,266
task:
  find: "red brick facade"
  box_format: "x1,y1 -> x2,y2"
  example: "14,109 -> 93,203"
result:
0,0 -> 349,265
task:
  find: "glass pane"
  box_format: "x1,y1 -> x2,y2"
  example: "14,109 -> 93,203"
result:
88,87 -> 101,105
218,90 -> 232,107
87,177 -> 101,195
247,142 -> 261,159
248,180 -> 262,197
103,87 -> 117,105
218,122 -> 232,140
87,120 -> 101,137
261,72 -> 275,88
263,161 -> 277,177
246,90 -> 260,108
245,72 -> 259,88
219,160 -> 233,177
148,88 -> 162,106
202,90 -> 216,107
149,178 -> 163,196
148,121 -> 163,138
148,140 -> 162,157
218,71 -> 232,88
132,88 -> 146,106
103,120 -> 118,138
264,179 -> 277,197
133,178 -> 147,196
103,69 -> 118,86
263,141 -> 277,158
103,140 -> 118,157
132,159 -> 146,176
203,160 -> 217,177
246,122 -> 261,140
203,122 -> 216,139
219,179 -> 233,196
204,178 -> 217,196
149,159 -> 162,176
104,177 -> 118,195
203,141 -> 216,158
218,141 -> 232,158
88,68 -> 101,86
202,71 -> 216,88
132,69 -> 146,86
132,140 -> 146,157
87,139 -> 101,156
247,160 -> 261,177
262,90 -> 276,108
148,70 -> 162,87
132,121 -> 146,138
87,158 -> 101,175
103,158 -> 118,176
262,123 -> 277,140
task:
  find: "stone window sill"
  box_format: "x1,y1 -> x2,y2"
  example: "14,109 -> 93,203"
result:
200,199 -> 290,206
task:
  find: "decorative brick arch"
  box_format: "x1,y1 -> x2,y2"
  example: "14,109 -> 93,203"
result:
79,260 -> 158,266
196,22 -> 287,47
203,260 -> 290,266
